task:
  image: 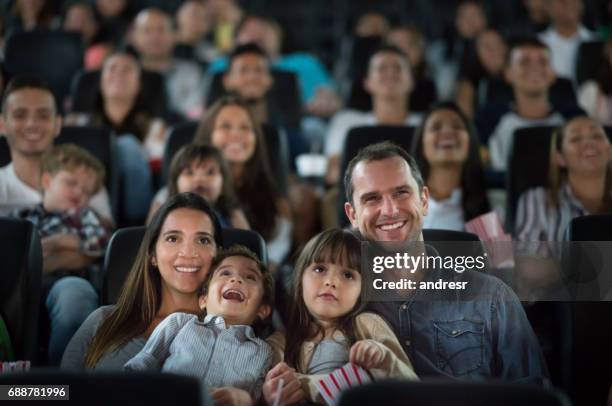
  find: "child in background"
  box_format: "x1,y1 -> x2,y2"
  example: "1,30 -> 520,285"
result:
124,245 -> 275,406
265,228 -> 417,405
147,144 -> 249,229
13,143 -> 112,364
14,143 -> 111,273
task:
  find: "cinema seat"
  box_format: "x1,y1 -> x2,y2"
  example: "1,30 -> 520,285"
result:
0,370 -> 208,405
337,380 -> 571,406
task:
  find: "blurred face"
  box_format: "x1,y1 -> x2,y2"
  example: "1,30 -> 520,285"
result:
177,158 -> 223,203
101,54 -> 141,101
95,0 -> 126,18
423,109 -> 470,167
548,0 -> 582,26
235,18 -> 280,57
354,13 -> 390,37
177,1 -> 211,41
200,256 -> 270,325
1,88 -> 61,158
477,30 -> 507,75
365,51 -> 413,98
133,10 -> 175,59
345,157 -> 429,242
153,208 -> 217,297
63,4 -> 98,43
557,117 -> 611,175
302,261 -> 361,329
456,2 -> 487,39
506,46 -> 555,95
387,29 -> 423,69
223,53 -> 272,101
211,105 -> 256,165
42,167 -> 98,211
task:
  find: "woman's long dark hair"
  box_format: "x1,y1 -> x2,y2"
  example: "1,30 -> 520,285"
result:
193,95 -> 279,240
83,193 -> 223,367
284,229 -> 366,371
412,101 -> 490,221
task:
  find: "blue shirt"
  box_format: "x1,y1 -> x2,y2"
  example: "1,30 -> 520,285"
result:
366,260 -> 549,383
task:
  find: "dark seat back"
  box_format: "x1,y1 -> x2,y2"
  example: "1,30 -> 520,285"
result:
506,126 -> 556,234
0,218 -> 42,361
576,41 -> 605,86
102,226 -> 267,305
0,370 -> 206,405
206,70 -> 302,127
338,125 -> 415,227
4,30 -> 83,109
337,380 -> 571,406
562,214 -> 612,406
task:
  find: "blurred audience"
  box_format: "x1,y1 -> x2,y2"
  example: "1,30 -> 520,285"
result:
131,8 -> 205,119
578,38 -> 612,125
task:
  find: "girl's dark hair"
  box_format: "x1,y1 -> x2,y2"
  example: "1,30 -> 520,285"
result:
411,101 -> 490,221
193,95 -> 279,240
168,144 -> 240,219
284,229 -> 366,370
84,192 -> 222,367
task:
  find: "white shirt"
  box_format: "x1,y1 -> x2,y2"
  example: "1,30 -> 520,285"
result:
324,109 -> 422,156
488,110 -> 564,171
423,189 -> 464,231
0,163 -> 113,221
539,26 -> 594,83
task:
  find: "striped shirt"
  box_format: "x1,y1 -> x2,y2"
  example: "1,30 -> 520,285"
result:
515,184 -> 588,242
124,313 -> 272,400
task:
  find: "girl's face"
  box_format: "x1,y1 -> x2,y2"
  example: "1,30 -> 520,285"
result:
101,54 -> 140,101
177,158 -> 223,204
557,117 -> 611,175
422,109 -> 470,166
153,208 -> 217,298
211,105 -> 256,165
301,261 -> 361,330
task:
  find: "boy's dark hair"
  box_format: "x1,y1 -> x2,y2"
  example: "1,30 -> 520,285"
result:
41,143 -> 106,194
344,141 -> 424,205
228,43 -> 270,69
506,37 -> 550,66
368,44 -> 413,75
200,245 -> 274,333
1,74 -> 56,114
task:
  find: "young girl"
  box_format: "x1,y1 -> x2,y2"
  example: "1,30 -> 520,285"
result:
266,228 -> 417,405
147,144 -> 249,229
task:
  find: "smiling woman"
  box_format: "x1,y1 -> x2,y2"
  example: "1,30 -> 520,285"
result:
60,192 -> 223,370
411,101 -> 490,231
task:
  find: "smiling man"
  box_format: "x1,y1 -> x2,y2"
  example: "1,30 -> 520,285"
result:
343,141 -> 548,383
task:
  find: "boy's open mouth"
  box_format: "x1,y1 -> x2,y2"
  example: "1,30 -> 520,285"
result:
222,289 -> 245,302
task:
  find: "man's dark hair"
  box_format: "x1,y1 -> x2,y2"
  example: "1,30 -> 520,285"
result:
228,43 -> 270,70
506,37 -> 550,66
1,74 -> 56,114
344,141 -> 424,204
368,44 -> 412,74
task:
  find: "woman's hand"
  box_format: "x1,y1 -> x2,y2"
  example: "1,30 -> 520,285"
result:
349,340 -> 384,370
211,387 -> 252,406
262,362 -> 305,405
